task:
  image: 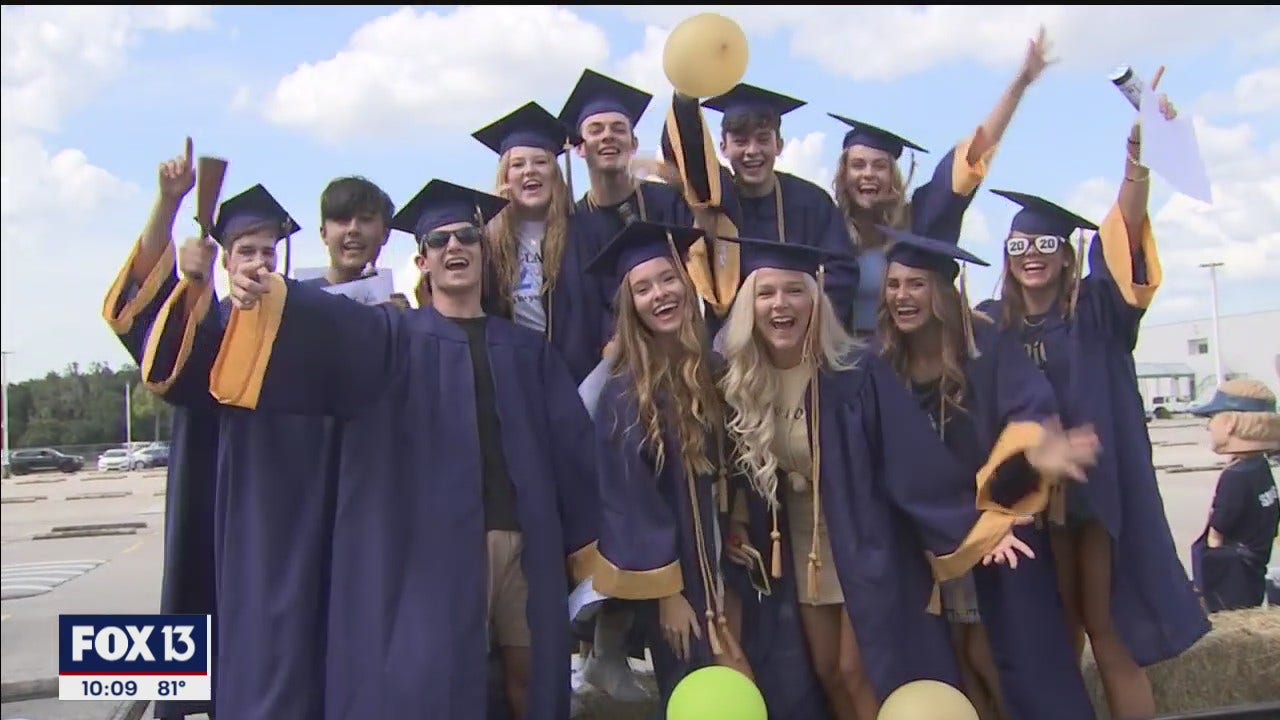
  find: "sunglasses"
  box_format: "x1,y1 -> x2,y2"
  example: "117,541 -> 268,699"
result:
419,226 -> 483,250
1005,235 -> 1063,257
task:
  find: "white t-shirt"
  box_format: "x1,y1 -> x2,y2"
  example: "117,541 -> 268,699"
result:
512,220 -> 547,334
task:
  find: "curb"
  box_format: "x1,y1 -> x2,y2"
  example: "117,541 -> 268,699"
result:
0,676 -> 57,703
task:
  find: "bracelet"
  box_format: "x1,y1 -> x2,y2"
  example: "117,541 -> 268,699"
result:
1127,149 -> 1145,166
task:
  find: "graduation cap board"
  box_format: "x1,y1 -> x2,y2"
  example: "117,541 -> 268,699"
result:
391,180 -> 509,241
585,220 -> 704,287
559,69 -> 653,141
828,114 -> 928,159
733,236 -> 850,281
882,225 -> 989,282
211,184 -> 300,248
702,83 -> 806,125
472,101 -> 570,157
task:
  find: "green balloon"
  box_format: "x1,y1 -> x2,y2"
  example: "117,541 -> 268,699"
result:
667,666 -> 766,720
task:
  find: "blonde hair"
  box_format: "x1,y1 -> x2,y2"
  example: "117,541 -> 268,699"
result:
719,269 -> 860,504
876,268 -> 974,415
832,148 -> 914,251
607,260 -> 721,478
484,148 -> 572,314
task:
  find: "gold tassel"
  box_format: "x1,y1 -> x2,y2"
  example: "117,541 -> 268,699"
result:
1049,480 -> 1067,526
717,471 -> 729,514
563,140 -> 575,216
927,581 -> 942,616
705,610 -> 724,656
1066,228 -> 1087,320
770,508 -> 782,579
959,263 -> 978,358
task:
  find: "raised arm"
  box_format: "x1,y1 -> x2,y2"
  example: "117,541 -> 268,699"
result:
911,29 -> 1052,242
1078,94 -> 1170,350
103,138 -> 198,359
542,346 -> 602,583
207,261 -> 398,419
589,378 -> 684,600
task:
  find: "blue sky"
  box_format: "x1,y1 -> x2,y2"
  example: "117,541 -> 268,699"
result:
2,5 -> 1277,382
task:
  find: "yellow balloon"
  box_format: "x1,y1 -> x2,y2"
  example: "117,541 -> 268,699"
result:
662,13 -> 749,99
877,680 -> 979,720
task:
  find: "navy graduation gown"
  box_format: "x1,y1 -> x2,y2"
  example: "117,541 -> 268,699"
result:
977,205 -> 1210,666
103,240 -> 217,720
736,351 -> 1033,704
482,217 -> 611,385
914,319 -> 1096,720
207,278 -> 600,720
590,369 -> 726,706
850,137 -> 993,335
143,276 -> 341,720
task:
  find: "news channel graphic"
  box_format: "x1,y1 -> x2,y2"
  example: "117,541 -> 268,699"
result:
57,614 -> 212,702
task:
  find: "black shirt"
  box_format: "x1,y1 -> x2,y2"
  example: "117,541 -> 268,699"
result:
1210,455 -> 1279,565
451,316 -> 520,532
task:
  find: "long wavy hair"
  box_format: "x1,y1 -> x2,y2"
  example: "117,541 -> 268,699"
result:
876,267 -> 972,415
608,261 -> 722,478
997,239 -> 1080,329
719,269 -> 860,505
832,148 -> 914,251
484,148 -> 572,313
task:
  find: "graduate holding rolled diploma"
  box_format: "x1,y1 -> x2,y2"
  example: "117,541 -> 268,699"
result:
978,69 -> 1210,720
208,179 -> 601,720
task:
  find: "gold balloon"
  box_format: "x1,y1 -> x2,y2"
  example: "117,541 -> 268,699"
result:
877,680 -> 979,720
662,13 -> 749,98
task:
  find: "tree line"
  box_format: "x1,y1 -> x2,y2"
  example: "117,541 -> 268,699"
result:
4,362 -> 172,449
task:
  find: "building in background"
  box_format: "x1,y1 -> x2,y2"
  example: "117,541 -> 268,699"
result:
1133,309 -> 1280,415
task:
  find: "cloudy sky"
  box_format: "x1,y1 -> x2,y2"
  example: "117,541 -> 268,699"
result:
2,5 -> 1277,382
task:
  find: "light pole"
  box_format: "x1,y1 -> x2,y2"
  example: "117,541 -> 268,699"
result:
2,350 -> 11,470
1199,262 -> 1225,388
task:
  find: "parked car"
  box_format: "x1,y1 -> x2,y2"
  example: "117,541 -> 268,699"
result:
7,448 -> 85,475
97,448 -> 147,472
133,445 -> 169,468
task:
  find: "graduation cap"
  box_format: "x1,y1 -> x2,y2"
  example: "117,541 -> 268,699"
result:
211,184 -> 300,247
391,180 -> 509,239
472,101 -> 570,157
559,69 -> 653,138
990,189 -> 1100,239
734,236 -> 848,280
585,220 -> 704,285
882,225 -> 989,282
827,113 -> 928,159
702,83 -> 806,124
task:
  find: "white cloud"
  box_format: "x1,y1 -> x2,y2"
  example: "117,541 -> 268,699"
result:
620,6 -> 1278,82
774,131 -> 831,190
263,6 -> 610,143
1,6 -> 212,381
1195,66 -> 1280,117
614,25 -> 673,109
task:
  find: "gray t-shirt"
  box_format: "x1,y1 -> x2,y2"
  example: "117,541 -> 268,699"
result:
512,219 -> 547,334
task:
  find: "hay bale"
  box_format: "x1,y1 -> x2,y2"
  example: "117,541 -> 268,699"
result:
1081,607 -> 1280,719
578,671 -> 658,720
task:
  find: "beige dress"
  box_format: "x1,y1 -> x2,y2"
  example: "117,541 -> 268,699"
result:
774,363 -> 845,606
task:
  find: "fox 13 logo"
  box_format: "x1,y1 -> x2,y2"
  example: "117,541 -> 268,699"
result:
58,614 -> 211,701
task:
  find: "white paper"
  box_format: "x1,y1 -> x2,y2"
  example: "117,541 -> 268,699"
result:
1139,86 -> 1213,205
568,577 -> 608,624
293,267 -> 395,306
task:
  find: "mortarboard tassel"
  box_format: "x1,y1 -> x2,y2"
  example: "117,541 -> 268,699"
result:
959,264 -> 978,359
805,263 -> 826,603
563,140 -> 576,216
770,507 -> 782,579
1066,228 -> 1087,320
